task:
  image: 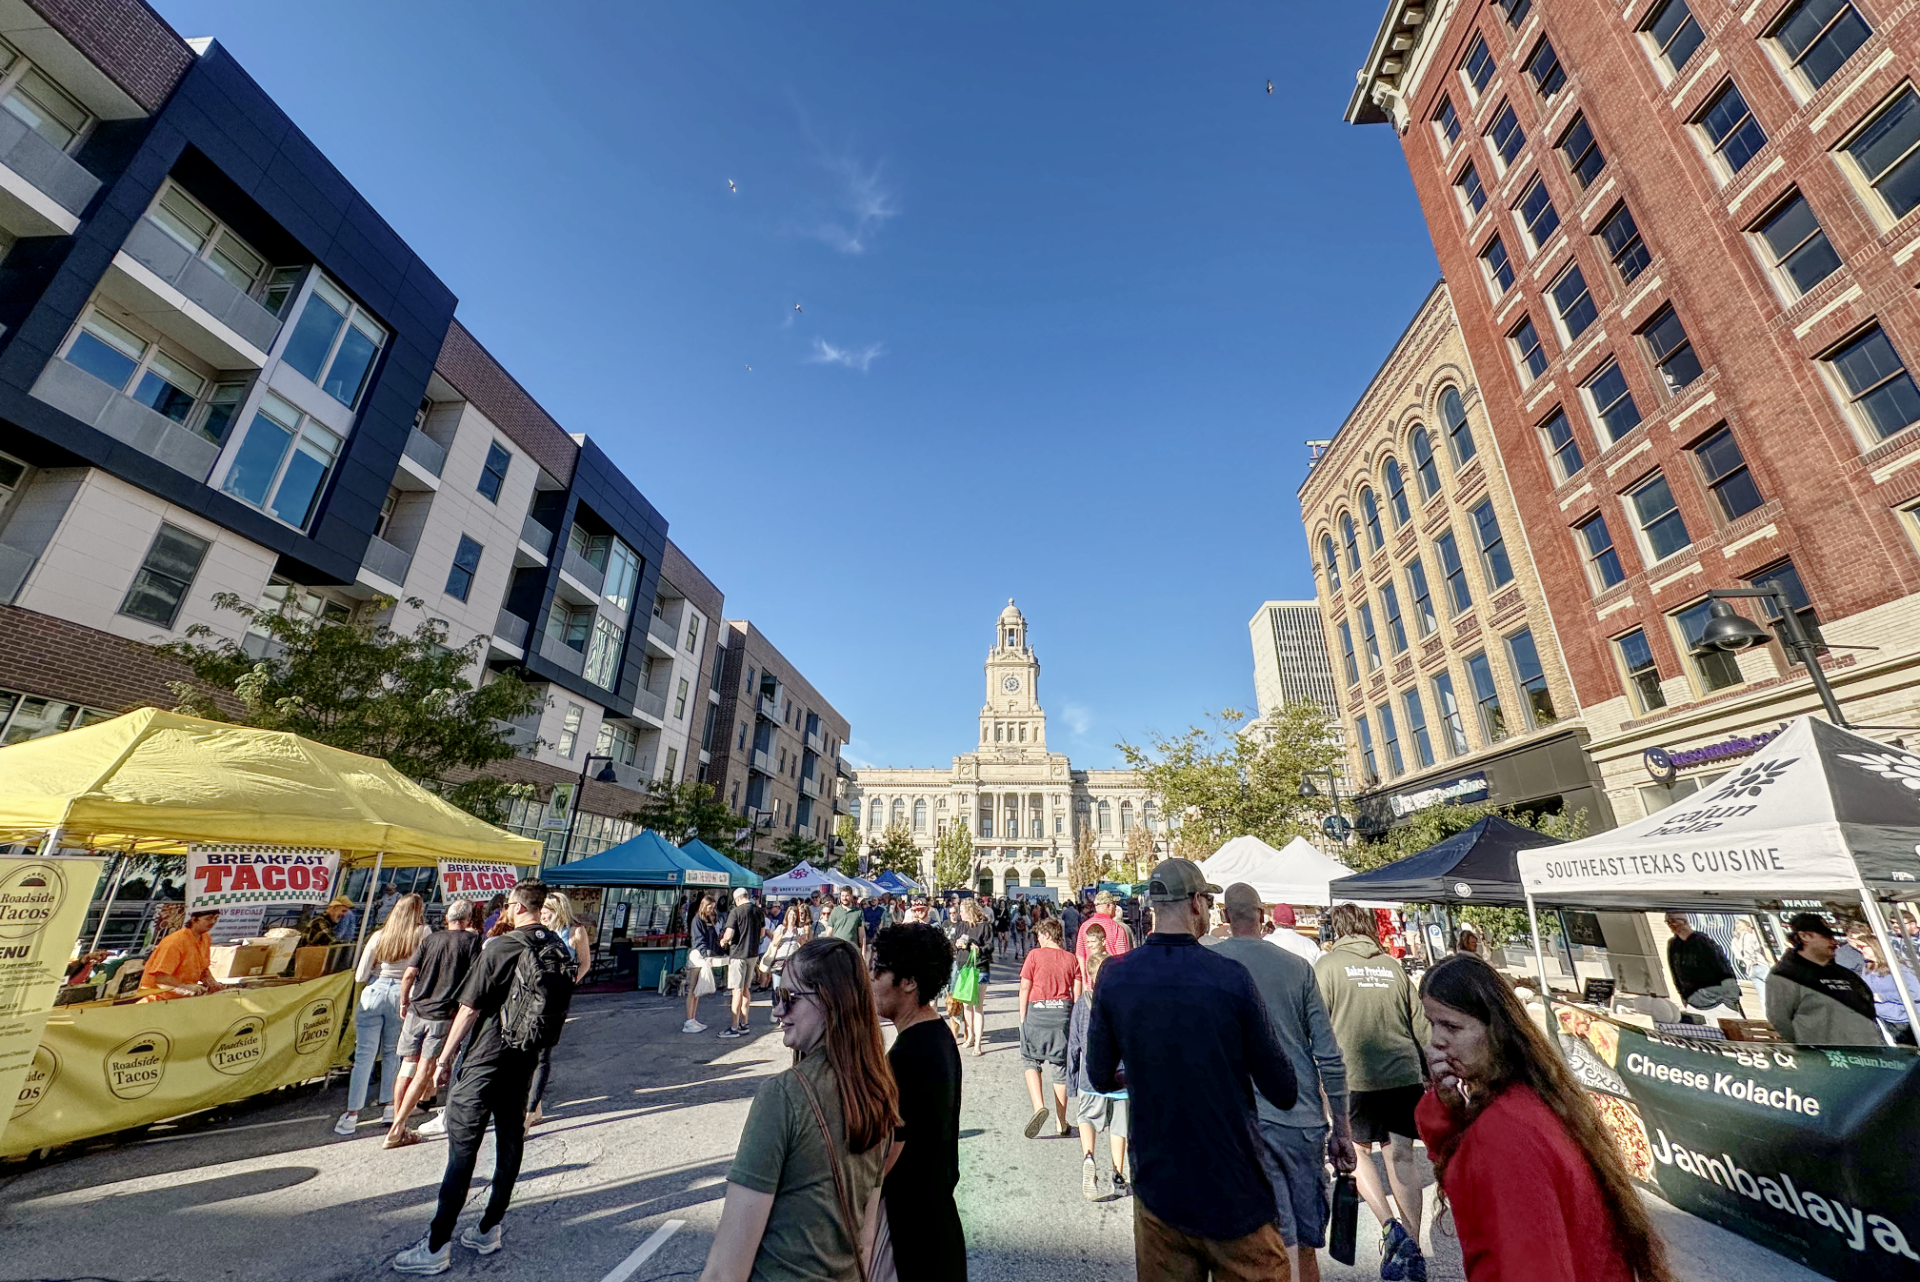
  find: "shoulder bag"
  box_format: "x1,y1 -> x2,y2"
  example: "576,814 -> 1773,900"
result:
950,944 -> 982,1006
792,1068 -> 894,1282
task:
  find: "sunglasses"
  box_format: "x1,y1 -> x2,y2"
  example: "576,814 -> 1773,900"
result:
772,987 -> 818,1014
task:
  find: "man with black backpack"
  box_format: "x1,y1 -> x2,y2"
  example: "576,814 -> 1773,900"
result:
394,880 -> 575,1275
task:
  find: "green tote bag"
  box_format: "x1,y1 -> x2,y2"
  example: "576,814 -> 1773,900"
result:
951,945 -> 981,1004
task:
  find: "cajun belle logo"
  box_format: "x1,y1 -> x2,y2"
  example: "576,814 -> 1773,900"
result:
1644,757 -> 1799,839
0,861 -> 66,943
1839,750 -> 1920,793
104,1030 -> 172,1100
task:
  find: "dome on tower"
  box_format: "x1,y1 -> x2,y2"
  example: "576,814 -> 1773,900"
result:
998,598 -> 1024,625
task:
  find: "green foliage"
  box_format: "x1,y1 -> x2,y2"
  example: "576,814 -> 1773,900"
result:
833,815 -> 861,861
931,821 -> 975,893
160,592 -> 540,823
772,831 -> 825,877
625,780 -> 745,860
1067,825 -> 1106,894
868,823 -> 921,878
1117,701 -> 1345,853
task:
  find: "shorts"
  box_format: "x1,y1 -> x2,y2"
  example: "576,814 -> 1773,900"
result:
1019,1004 -> 1071,1071
396,1010 -> 451,1061
727,958 -> 751,989
1259,1120 -> 1331,1248
1073,1091 -> 1130,1138
1349,1084 -> 1423,1145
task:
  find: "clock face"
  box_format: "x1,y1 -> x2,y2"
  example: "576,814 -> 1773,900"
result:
1002,676 -> 1020,692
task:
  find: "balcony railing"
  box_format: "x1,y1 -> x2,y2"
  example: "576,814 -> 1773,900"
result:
536,629 -> 586,676
751,748 -> 774,775
799,773 -> 821,799
634,686 -> 667,722
121,218 -> 284,354
402,426 -> 447,477
0,542 -> 35,603
561,546 -> 606,596
520,513 -> 554,555
360,533 -> 412,587
805,728 -> 824,755
757,694 -> 780,722
0,108 -> 100,218
494,609 -> 530,650
30,357 -> 218,480
493,713 -> 541,755
648,612 -> 678,649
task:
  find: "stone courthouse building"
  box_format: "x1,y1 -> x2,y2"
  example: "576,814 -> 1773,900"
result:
845,600 -> 1155,896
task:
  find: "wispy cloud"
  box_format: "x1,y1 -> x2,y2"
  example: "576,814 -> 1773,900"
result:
1062,705 -> 1093,736
807,337 -> 886,371
804,151 -> 899,255
841,744 -> 876,769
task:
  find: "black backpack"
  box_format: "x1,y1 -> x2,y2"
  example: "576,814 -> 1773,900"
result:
498,928 -> 576,1052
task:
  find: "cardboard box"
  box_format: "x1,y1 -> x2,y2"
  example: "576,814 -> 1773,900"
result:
209,944 -> 271,980
292,945 -> 332,981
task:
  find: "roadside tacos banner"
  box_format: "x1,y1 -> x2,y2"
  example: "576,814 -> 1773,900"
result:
3,970 -> 352,1157
1556,1007 -> 1920,1280
437,859 -> 523,902
0,854 -> 101,1153
187,844 -> 339,913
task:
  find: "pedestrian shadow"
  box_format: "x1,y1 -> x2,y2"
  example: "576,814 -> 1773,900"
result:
20,1164 -> 321,1214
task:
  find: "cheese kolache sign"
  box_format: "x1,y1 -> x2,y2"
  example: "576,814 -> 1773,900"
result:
437,860 -> 524,902
1556,1006 -> 1920,1280
186,845 -> 340,913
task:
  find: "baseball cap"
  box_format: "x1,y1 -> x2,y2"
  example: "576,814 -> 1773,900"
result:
1146,858 -> 1221,903
1786,911 -> 1836,939
1272,903 -> 1297,927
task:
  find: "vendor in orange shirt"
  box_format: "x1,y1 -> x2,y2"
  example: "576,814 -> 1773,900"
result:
138,909 -> 224,1001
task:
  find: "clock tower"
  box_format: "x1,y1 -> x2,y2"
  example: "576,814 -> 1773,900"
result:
981,599 -> 1046,753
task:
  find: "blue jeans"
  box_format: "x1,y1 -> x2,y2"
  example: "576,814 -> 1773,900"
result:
349,977 -> 402,1111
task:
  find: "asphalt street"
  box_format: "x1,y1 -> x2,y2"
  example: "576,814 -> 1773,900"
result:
0,967 -> 1828,1282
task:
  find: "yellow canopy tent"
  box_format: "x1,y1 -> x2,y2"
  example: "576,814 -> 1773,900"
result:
0,708 -> 540,866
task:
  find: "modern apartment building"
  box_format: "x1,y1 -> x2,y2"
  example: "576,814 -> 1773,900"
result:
1298,282 -> 1612,834
0,0 -> 846,866
1248,599 -> 1341,721
1349,0 -> 1920,820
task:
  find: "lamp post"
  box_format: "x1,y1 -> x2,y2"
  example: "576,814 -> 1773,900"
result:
557,752 -> 620,865
1694,583 -> 1847,727
1298,767 -> 1351,841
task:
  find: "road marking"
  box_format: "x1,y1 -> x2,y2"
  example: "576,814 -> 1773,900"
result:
600,1219 -> 685,1282
139,1115 -> 327,1144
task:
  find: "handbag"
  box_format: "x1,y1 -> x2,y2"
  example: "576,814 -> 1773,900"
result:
792,1068 -> 893,1282
950,945 -> 982,1006
1328,1173 -> 1360,1265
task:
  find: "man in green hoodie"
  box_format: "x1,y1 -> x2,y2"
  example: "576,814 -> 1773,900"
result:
1314,903 -> 1431,1282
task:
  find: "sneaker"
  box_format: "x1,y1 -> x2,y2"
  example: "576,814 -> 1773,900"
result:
333,1112 -> 358,1137
392,1235 -> 450,1275
382,1104 -> 395,1124
682,1019 -> 707,1033
1082,1157 -> 1100,1201
415,1112 -> 448,1138
1404,1249 -> 1428,1282
458,1224 -> 503,1255
1380,1220 -> 1412,1282
1110,1172 -> 1131,1199
717,1027 -> 741,1039
1023,1107 -> 1051,1139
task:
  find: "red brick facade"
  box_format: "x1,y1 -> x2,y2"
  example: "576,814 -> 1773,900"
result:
1372,0 -> 1920,721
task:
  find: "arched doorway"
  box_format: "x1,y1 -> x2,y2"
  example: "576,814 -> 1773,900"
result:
1029,869 -> 1047,887
976,872 -> 994,897
1003,868 -> 1019,894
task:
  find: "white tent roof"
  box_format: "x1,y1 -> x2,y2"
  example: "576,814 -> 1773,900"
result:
762,861 -> 861,894
1200,834 -> 1367,906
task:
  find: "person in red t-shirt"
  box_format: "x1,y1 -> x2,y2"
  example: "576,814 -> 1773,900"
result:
1019,917 -> 1083,1139
1416,954 -> 1675,1282
1074,890 -> 1132,979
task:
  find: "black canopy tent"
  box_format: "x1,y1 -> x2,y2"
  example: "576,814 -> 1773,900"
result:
1326,815 -> 1563,906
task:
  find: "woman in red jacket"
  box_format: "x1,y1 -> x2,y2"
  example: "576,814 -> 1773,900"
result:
1415,955 -> 1674,1282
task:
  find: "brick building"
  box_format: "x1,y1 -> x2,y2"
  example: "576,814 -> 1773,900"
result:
1348,0 -> 1920,818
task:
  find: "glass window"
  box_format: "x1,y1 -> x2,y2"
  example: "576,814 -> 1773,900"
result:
281,278 -> 346,384
685,615 -> 700,654
1462,34 -> 1496,96
1584,359 -> 1643,443
1542,407 -> 1584,480
1412,427 -> 1442,498
1381,581 -> 1408,654
1471,498 -> 1514,587
1643,307 -> 1704,394
1597,204 -> 1651,284
557,703 -> 584,758
1342,513 -> 1361,571
1458,163 -> 1488,216
1549,264 -> 1597,339
1339,620 -> 1359,686
1434,97 -> 1461,146
1436,530 -> 1473,613
1356,713 -> 1378,782
1755,194 -> 1841,298
1443,388 -> 1476,466
1508,628 -> 1557,727
1693,426 -> 1764,520
1362,488 -> 1384,549
221,393 -> 342,530
1528,40 -> 1566,98
1511,316 -> 1550,382
1644,0 -> 1705,76
133,350 -> 206,424
117,523 -> 209,628
148,185 -> 266,293
1495,0 -> 1531,28
199,381 -> 246,445
1617,629 -> 1667,711
1518,178 -> 1561,251
1699,83 -> 1768,174
65,311 -> 142,389
445,535 -> 482,602
1748,558 -> 1824,649
1674,599 -> 1746,692
1846,89 -> 1920,223
1488,102 -> 1526,168
1467,651 -> 1508,743
604,539 -> 640,612
1433,672 -> 1471,756
1578,512 -> 1628,589
1322,533 -> 1342,591
1558,115 -> 1605,188
1404,689 -> 1435,768
1482,235 -> 1515,293
1359,601 -> 1382,671
3,67 -> 90,150
1630,473 -> 1692,561
585,617 -> 621,688
1378,703 -> 1404,776
1385,459 -> 1411,526
478,442 -> 510,503
282,275 -> 387,410
1407,558 -> 1438,637
1827,326 -> 1920,440
1771,0 -> 1871,91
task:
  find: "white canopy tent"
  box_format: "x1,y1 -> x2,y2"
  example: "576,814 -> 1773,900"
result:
761,861 -> 862,897
1200,834 -> 1389,906
1514,714 -> 1920,1031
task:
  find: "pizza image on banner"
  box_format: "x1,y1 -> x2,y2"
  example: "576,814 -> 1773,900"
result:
437,860 -> 522,902
187,846 -> 340,913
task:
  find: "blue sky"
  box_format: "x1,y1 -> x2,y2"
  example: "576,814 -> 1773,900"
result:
155,1 -> 1439,769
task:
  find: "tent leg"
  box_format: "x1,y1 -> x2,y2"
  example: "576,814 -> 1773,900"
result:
1525,891 -> 1558,1029
86,849 -> 128,954
351,852 -> 385,970
1859,893 -> 1920,1036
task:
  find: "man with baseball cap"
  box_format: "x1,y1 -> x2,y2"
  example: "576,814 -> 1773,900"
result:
1087,858 -> 1297,1280
1766,911 -> 1882,1045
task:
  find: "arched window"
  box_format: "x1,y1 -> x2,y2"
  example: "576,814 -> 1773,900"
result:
1340,513 -> 1361,572
891,798 -> 905,826
1143,801 -> 1158,832
1120,800 -> 1134,832
1442,387 -> 1476,466
913,798 -> 927,832
1361,488 -> 1384,550
1411,427 -> 1441,499
1030,869 -> 1047,887
1097,799 -> 1112,832
868,799 -> 882,830
1383,459 -> 1411,526
1321,534 -> 1342,591
1004,868 -> 1019,892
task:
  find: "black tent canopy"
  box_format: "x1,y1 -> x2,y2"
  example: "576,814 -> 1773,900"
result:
1325,815 -> 1563,905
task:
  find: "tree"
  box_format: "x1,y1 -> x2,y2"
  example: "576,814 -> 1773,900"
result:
161,592 -> 540,822
930,821 -> 975,894
1121,823 -> 1156,882
771,832 -> 824,877
868,824 -> 921,879
1117,701 -> 1344,854
1066,826 -> 1104,895
625,780 -> 745,861
832,815 -> 861,862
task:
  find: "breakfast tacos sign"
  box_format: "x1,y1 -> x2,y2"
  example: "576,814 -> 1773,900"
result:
1557,1007 -> 1920,1281
0,854 -> 103,1154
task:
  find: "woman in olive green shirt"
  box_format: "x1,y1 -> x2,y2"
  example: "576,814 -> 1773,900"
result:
699,937 -> 900,1282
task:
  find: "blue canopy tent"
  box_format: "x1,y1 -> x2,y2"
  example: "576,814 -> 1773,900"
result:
872,870 -> 920,894
545,829 -> 733,988
681,838 -> 764,889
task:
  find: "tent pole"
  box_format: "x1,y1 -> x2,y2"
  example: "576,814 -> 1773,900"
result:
86,847 -> 129,955
352,852 -> 384,970
1858,892 -> 1920,1035
1525,891 -> 1557,1030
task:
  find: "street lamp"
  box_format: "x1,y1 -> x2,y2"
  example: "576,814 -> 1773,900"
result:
557,752 -> 620,865
1298,767 -> 1352,841
1694,583 -> 1847,727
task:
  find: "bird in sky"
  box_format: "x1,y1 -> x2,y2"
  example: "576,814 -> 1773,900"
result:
745,364 -> 752,371
794,303 -> 803,313
1266,80 -> 1274,94
727,179 -> 737,193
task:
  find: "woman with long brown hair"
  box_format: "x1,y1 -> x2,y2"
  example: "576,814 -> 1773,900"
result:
336,891 -> 428,1137
699,937 -> 899,1282
950,897 -> 992,1056
1416,954 -> 1674,1282
684,894 -> 723,1034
